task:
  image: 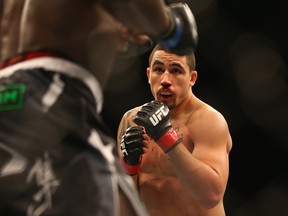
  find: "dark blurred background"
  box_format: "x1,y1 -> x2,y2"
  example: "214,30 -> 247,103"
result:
102,0 -> 288,215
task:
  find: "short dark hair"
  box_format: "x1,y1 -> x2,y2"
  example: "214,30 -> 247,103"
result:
148,44 -> 196,71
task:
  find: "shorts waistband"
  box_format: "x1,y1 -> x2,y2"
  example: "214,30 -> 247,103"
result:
0,51 -> 68,69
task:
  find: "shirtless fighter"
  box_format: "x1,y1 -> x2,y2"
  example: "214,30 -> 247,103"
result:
118,39 -> 232,215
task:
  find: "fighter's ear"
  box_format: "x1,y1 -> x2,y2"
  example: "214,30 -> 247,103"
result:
190,70 -> 197,86
147,67 -> 151,84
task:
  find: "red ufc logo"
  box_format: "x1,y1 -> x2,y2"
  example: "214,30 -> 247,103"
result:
149,105 -> 168,126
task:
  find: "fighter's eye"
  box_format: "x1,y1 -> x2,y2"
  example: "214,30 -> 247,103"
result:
153,66 -> 165,73
170,68 -> 182,74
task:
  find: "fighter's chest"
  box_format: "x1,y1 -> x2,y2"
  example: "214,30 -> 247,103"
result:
141,143 -> 175,175
141,126 -> 194,175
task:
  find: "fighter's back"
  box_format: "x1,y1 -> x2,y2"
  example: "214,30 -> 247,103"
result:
0,0 -> 26,61
19,0 -> 120,69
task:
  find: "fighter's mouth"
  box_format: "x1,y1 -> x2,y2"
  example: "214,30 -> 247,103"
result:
159,91 -> 172,98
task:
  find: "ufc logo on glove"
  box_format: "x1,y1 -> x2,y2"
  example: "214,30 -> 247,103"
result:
120,138 -> 128,156
149,105 -> 169,126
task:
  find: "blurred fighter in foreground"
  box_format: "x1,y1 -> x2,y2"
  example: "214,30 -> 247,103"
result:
0,0 -> 197,215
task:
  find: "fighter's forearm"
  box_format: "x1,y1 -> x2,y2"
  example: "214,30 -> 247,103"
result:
101,0 -> 171,39
167,144 -> 227,209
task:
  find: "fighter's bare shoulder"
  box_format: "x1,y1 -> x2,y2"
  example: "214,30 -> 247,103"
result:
122,106 -> 141,124
117,105 -> 142,141
187,102 -> 230,137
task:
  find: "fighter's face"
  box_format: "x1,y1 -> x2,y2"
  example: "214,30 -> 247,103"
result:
147,50 -> 196,109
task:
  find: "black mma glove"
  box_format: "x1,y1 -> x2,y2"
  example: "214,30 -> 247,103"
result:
160,3 -> 198,55
134,100 -> 182,153
120,126 -> 144,175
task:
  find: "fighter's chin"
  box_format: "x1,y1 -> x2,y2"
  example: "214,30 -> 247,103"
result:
156,96 -> 167,103
157,97 -> 174,109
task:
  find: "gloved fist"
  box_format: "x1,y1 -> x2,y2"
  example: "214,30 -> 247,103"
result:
120,126 -> 144,175
134,100 -> 182,153
160,3 -> 198,55
121,126 -> 144,165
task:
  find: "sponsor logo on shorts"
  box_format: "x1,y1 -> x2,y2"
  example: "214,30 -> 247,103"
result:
0,83 -> 26,111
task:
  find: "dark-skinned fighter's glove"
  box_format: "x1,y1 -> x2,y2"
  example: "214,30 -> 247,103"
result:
120,126 -> 144,175
134,100 -> 182,153
160,3 -> 198,55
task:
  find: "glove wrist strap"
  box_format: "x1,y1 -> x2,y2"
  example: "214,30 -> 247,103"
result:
121,157 -> 141,176
156,128 -> 182,153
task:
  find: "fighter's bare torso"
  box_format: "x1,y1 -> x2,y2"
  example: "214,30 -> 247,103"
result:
121,95 -> 232,216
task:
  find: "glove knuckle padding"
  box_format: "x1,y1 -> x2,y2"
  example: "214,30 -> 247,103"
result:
160,3 -> 198,55
134,100 -> 172,141
121,126 -> 144,166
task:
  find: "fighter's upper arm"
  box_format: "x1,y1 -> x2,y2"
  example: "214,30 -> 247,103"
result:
191,110 -> 231,179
